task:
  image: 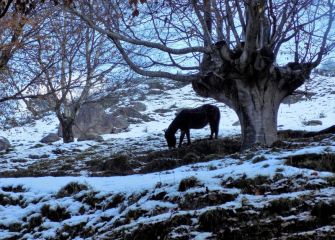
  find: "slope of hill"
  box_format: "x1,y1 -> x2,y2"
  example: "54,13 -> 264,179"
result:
0,74 -> 334,239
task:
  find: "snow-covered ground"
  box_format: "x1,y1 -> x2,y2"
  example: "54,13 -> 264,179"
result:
0,74 -> 334,239
0,74 -> 334,171
0,139 -> 334,239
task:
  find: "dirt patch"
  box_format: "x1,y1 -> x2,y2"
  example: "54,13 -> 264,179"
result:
139,137 -> 240,174
40,204 -> 71,222
1,185 -> 26,193
285,153 -> 335,172
0,193 -> 24,206
1,131 -> 333,178
198,198 -> 334,240
264,198 -> 304,216
109,214 -> 193,240
278,126 -> 335,140
104,193 -> 125,210
178,176 -> 202,192
222,173 -> 331,195
87,154 -> 137,176
56,222 -> 94,240
57,182 -> 90,198
141,158 -> 178,173
222,175 -> 271,195
179,191 -> 237,210
311,200 -> 335,225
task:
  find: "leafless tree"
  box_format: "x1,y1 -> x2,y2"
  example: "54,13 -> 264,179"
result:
69,0 -> 335,150
19,6 -> 121,143
0,12 -> 26,70
0,4 -> 56,105
0,0 -> 72,19
0,1 -> 51,70
0,0 -> 72,75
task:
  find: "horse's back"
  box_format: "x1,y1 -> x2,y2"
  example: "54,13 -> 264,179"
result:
170,104 -> 220,131
177,106 -> 210,129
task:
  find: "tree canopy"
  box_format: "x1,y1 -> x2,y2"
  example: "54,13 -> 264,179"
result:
69,0 -> 335,149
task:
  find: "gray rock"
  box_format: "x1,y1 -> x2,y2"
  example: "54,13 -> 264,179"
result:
232,121 -> 240,126
110,116 -> 129,130
128,118 -> 144,124
130,102 -> 147,112
0,137 -> 10,152
111,127 -> 122,134
113,107 -> 143,119
40,133 -> 60,144
137,94 -> 147,101
147,81 -> 167,90
73,102 -> 108,137
154,108 -> 171,114
147,89 -> 165,95
58,102 -> 131,137
77,133 -> 104,142
52,148 -> 65,155
303,120 -> 323,126
28,154 -> 42,159
142,115 -> 154,122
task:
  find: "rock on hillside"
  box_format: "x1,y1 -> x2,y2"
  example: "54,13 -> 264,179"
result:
40,133 -> 60,144
0,136 -> 10,151
57,102 -> 130,138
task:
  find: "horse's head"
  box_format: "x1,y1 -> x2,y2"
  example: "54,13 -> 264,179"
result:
164,130 -> 176,149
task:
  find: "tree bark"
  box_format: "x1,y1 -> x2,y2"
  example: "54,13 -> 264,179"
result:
193,51 -> 312,150
234,82 -> 281,150
59,116 -> 75,143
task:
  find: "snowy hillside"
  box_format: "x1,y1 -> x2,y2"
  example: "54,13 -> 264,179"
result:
0,74 -> 334,239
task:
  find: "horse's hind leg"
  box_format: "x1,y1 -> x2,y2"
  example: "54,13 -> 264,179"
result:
213,122 -> 219,139
209,121 -> 217,139
214,110 -> 220,139
214,126 -> 219,139
209,128 -> 214,139
209,120 -> 219,139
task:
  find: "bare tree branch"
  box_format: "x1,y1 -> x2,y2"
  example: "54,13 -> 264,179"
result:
111,37 -> 198,83
68,6 -> 210,55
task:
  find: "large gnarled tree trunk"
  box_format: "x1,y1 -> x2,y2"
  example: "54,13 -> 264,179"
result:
192,0 -> 313,150
193,61 -> 311,150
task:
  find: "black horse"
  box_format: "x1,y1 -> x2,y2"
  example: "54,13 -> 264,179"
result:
164,104 -> 220,148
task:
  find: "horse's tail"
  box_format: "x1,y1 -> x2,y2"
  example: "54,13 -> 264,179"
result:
213,105 -> 220,124
205,105 -> 220,139
204,104 -> 220,116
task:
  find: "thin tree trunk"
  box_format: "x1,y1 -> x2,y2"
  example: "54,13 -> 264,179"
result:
59,116 -> 75,143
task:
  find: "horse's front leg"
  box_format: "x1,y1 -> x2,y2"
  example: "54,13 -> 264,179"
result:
209,130 -> 214,140
186,129 -> 191,145
179,131 -> 185,147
